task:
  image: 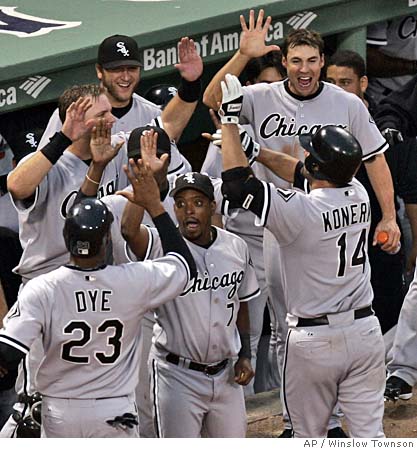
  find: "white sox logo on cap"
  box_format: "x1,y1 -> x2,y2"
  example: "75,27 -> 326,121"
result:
183,173 -> 195,184
116,42 -> 130,57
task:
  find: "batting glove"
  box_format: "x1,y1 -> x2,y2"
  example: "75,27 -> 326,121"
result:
211,125 -> 260,164
219,74 -> 243,124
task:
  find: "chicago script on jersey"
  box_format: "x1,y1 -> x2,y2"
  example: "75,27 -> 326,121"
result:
181,270 -> 244,299
259,113 -> 347,139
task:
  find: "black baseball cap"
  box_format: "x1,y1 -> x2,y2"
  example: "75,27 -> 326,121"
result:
127,126 -> 171,160
98,35 -> 142,69
170,172 -> 215,201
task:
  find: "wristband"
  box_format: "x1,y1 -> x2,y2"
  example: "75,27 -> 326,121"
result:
40,132 -> 72,164
238,332 -> 251,360
178,77 -> 202,103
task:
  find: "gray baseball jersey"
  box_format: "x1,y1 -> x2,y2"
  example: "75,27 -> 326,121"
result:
10,138 -> 130,276
146,226 -> 259,437
240,80 -> 388,188
146,226 -> 260,362
250,176 -> 385,437
38,97 -> 191,176
10,145 -> 128,283
239,80 -> 388,428
257,177 -> 373,318
0,255 -> 190,399
367,16 -> 417,101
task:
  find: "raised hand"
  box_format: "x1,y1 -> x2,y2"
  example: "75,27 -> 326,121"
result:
117,158 -> 163,216
239,9 -> 280,58
175,37 -> 203,82
90,118 -> 124,166
61,97 -> 94,141
138,129 -> 170,179
219,73 -> 243,124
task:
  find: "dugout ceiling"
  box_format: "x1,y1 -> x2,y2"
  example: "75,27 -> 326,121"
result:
0,0 -> 416,114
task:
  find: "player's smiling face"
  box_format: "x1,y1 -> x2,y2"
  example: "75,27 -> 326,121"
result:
174,189 -> 216,246
96,65 -> 140,108
283,45 -> 324,97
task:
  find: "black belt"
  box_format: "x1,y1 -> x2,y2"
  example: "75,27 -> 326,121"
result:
166,353 -> 228,376
296,305 -> 373,327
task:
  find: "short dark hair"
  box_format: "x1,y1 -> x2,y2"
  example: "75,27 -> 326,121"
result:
244,51 -> 286,83
58,84 -> 104,122
327,50 -> 366,78
282,29 -> 324,57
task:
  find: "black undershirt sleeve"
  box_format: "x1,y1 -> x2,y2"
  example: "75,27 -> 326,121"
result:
152,212 -> 197,280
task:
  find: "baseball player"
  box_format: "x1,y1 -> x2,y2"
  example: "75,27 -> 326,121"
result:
204,10 -> 398,436
218,74 -> 386,437
38,35 -> 197,177
0,184 -> 196,437
99,128 -> 224,437
118,150 -> 260,436
2,86 -> 127,437
201,54 -> 286,395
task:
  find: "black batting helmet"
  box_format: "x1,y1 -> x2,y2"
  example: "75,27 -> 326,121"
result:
144,84 -> 177,109
301,125 -> 363,185
63,198 -> 113,258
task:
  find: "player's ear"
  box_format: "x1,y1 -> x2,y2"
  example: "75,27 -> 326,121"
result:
210,200 -> 216,216
360,75 -> 368,95
96,64 -> 103,81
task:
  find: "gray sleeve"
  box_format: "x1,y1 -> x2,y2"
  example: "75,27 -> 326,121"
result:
255,181 -> 305,245
37,108 -> 62,150
349,97 -> 388,160
239,86 -> 255,126
237,241 -> 260,302
0,282 -> 45,355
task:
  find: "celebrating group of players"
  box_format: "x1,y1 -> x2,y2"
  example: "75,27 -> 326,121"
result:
0,8 -> 414,439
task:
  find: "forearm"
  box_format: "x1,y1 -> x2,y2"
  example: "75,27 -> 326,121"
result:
121,201 -> 149,260
8,131 -> 71,200
203,51 -> 250,110
221,123 -> 250,170
364,155 -> 396,220
257,148 -> 299,183
78,162 -> 106,197
7,151 -> 52,200
161,94 -> 197,142
236,302 -> 251,359
367,46 -> 417,78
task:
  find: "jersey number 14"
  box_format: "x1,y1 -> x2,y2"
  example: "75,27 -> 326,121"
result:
336,228 -> 367,277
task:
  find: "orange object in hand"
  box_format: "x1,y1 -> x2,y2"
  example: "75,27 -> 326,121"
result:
376,231 -> 389,245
